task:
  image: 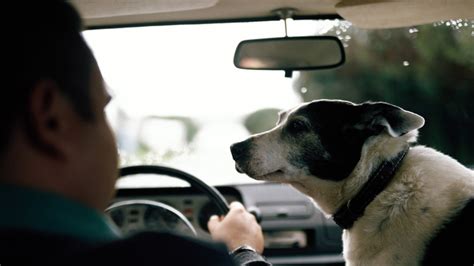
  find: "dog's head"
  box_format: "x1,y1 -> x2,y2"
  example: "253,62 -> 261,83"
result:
231,100 -> 424,183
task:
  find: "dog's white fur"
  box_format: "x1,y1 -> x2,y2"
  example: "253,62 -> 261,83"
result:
288,130 -> 474,265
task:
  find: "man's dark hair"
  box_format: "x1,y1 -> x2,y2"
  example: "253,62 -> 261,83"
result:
2,1 -> 94,152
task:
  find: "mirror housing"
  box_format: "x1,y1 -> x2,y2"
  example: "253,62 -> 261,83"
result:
234,36 -> 345,77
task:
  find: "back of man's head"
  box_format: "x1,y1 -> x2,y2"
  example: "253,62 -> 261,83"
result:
2,1 -> 94,154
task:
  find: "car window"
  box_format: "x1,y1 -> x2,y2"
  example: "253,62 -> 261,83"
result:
83,19 -> 473,188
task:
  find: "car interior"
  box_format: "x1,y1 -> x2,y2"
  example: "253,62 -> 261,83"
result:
69,0 -> 473,265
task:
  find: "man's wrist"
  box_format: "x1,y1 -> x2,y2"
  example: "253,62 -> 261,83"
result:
229,244 -> 270,265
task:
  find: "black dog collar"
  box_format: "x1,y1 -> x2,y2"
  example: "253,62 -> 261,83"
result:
332,147 -> 410,229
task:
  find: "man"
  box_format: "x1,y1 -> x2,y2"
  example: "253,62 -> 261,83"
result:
0,1 -> 269,265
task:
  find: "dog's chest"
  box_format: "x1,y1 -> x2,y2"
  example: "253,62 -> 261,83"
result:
342,227 -> 425,266
338,146 -> 474,265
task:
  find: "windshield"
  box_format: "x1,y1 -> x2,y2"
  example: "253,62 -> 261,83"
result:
83,19 -> 473,188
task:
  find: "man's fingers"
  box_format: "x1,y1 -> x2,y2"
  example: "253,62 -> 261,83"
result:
208,202 -> 247,232
229,201 -> 245,210
207,215 -> 219,232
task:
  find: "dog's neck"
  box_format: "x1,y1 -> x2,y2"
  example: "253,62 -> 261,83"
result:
290,131 -> 417,220
332,146 -> 409,229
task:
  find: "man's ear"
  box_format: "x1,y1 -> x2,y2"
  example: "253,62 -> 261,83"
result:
355,102 -> 425,137
26,79 -> 72,160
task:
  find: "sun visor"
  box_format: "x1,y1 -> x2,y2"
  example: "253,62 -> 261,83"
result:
336,0 -> 474,29
70,0 -> 219,19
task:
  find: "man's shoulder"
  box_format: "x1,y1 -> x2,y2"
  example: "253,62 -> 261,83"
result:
0,229 -> 90,265
0,229 -> 88,255
92,231 -> 233,264
0,229 -> 234,265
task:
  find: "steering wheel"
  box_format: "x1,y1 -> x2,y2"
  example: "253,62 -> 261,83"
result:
105,165 -> 230,237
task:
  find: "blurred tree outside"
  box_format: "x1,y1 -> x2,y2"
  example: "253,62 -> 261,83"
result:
117,115 -> 199,166
244,108 -> 281,134
292,21 -> 474,165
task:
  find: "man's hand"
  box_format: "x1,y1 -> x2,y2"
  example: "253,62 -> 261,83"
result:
207,201 -> 264,254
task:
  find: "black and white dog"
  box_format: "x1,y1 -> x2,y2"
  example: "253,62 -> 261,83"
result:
231,100 -> 474,265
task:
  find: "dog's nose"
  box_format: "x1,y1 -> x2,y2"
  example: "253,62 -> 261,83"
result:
230,140 -> 250,161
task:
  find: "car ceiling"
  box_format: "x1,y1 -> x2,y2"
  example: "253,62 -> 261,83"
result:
70,0 -> 473,29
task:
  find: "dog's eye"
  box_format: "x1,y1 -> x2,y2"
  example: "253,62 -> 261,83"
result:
287,119 -> 309,132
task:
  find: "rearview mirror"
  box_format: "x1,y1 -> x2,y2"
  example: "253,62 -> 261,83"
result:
234,36 -> 345,77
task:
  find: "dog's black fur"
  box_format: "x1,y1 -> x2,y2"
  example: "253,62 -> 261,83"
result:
422,198 -> 474,265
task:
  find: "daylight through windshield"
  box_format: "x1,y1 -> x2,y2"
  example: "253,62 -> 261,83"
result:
84,19 -> 473,187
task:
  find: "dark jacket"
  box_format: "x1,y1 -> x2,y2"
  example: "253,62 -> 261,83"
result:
0,229 -> 270,265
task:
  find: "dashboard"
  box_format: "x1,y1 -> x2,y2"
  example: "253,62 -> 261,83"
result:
109,182 -> 344,265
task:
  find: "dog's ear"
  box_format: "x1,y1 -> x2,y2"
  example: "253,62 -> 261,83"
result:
355,102 -> 425,137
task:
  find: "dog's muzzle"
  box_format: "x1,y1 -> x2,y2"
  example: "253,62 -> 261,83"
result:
230,140 -> 252,173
